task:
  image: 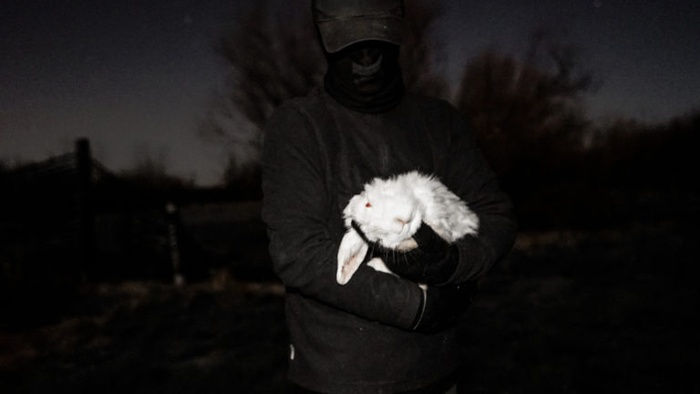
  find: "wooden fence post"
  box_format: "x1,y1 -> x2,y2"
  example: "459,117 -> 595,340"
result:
166,201 -> 185,286
75,138 -> 95,281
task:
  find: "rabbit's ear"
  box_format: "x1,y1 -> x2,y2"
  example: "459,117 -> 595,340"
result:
336,229 -> 369,285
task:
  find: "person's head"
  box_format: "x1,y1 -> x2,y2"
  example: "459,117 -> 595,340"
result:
312,0 -> 405,54
312,0 -> 406,112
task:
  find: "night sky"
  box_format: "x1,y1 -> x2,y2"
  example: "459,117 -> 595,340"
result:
2,0 -> 699,186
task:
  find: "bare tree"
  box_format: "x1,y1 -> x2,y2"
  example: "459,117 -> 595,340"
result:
200,0 -> 447,185
400,1 -> 448,99
455,29 -> 594,178
198,0 -> 322,183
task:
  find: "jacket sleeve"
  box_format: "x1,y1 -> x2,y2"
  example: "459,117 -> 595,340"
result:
439,104 -> 518,283
261,102 -> 423,330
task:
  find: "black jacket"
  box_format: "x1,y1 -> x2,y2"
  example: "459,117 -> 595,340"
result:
261,87 -> 516,393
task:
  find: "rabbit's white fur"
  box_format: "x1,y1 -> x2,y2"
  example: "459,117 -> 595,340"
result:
336,171 -> 479,285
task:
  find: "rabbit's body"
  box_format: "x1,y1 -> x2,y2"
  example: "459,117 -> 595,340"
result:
337,171 -> 479,285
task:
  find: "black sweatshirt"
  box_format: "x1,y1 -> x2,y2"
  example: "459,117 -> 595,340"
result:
261,87 -> 517,393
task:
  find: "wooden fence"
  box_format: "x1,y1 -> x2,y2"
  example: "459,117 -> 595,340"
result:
0,139 -> 180,291
1,138 -> 273,326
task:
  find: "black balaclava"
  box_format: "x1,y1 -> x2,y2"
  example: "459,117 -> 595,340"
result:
323,40 -> 405,114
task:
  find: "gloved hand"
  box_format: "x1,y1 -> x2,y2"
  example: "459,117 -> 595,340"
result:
412,281 -> 478,333
353,220 -> 459,285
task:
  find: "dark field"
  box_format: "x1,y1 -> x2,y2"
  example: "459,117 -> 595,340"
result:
1,196 -> 698,393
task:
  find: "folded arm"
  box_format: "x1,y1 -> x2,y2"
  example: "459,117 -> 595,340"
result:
365,103 -> 517,285
261,103 -> 423,330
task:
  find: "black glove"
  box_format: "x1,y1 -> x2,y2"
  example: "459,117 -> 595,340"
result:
353,220 -> 459,285
412,281 -> 478,333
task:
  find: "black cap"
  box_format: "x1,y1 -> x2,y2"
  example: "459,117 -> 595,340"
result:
312,0 -> 405,53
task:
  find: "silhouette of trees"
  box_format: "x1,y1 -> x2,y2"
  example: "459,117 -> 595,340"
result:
455,29 -> 594,181
200,0 -> 447,185
585,110 -> 700,190
0,159 -> 24,174
119,150 -> 195,192
200,0 -> 698,226
203,3 -> 595,187
399,1 -> 448,99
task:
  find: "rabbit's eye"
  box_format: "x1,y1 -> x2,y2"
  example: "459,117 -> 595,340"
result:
365,202 -> 372,208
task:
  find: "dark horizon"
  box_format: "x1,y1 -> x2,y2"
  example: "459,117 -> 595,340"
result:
2,0 -> 700,186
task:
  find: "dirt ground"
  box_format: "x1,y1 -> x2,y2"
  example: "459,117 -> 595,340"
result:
1,218 -> 698,393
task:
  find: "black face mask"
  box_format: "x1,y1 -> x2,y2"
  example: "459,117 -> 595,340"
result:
324,41 -> 405,113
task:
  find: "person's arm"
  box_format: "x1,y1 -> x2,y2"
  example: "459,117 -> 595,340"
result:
374,102 -> 517,285
261,102 -> 422,330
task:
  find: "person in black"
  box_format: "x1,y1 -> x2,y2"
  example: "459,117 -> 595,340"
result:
261,0 -> 517,392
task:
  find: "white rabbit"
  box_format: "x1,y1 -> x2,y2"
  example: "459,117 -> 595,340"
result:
336,171 -> 479,285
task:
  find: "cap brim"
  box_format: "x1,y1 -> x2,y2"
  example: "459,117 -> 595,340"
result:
316,16 -> 403,53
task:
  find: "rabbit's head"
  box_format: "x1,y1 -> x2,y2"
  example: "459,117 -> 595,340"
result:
343,177 -> 424,250
336,175 -> 425,285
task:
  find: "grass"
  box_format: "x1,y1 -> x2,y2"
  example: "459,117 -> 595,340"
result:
1,218 -> 697,393
459,222 -> 698,393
